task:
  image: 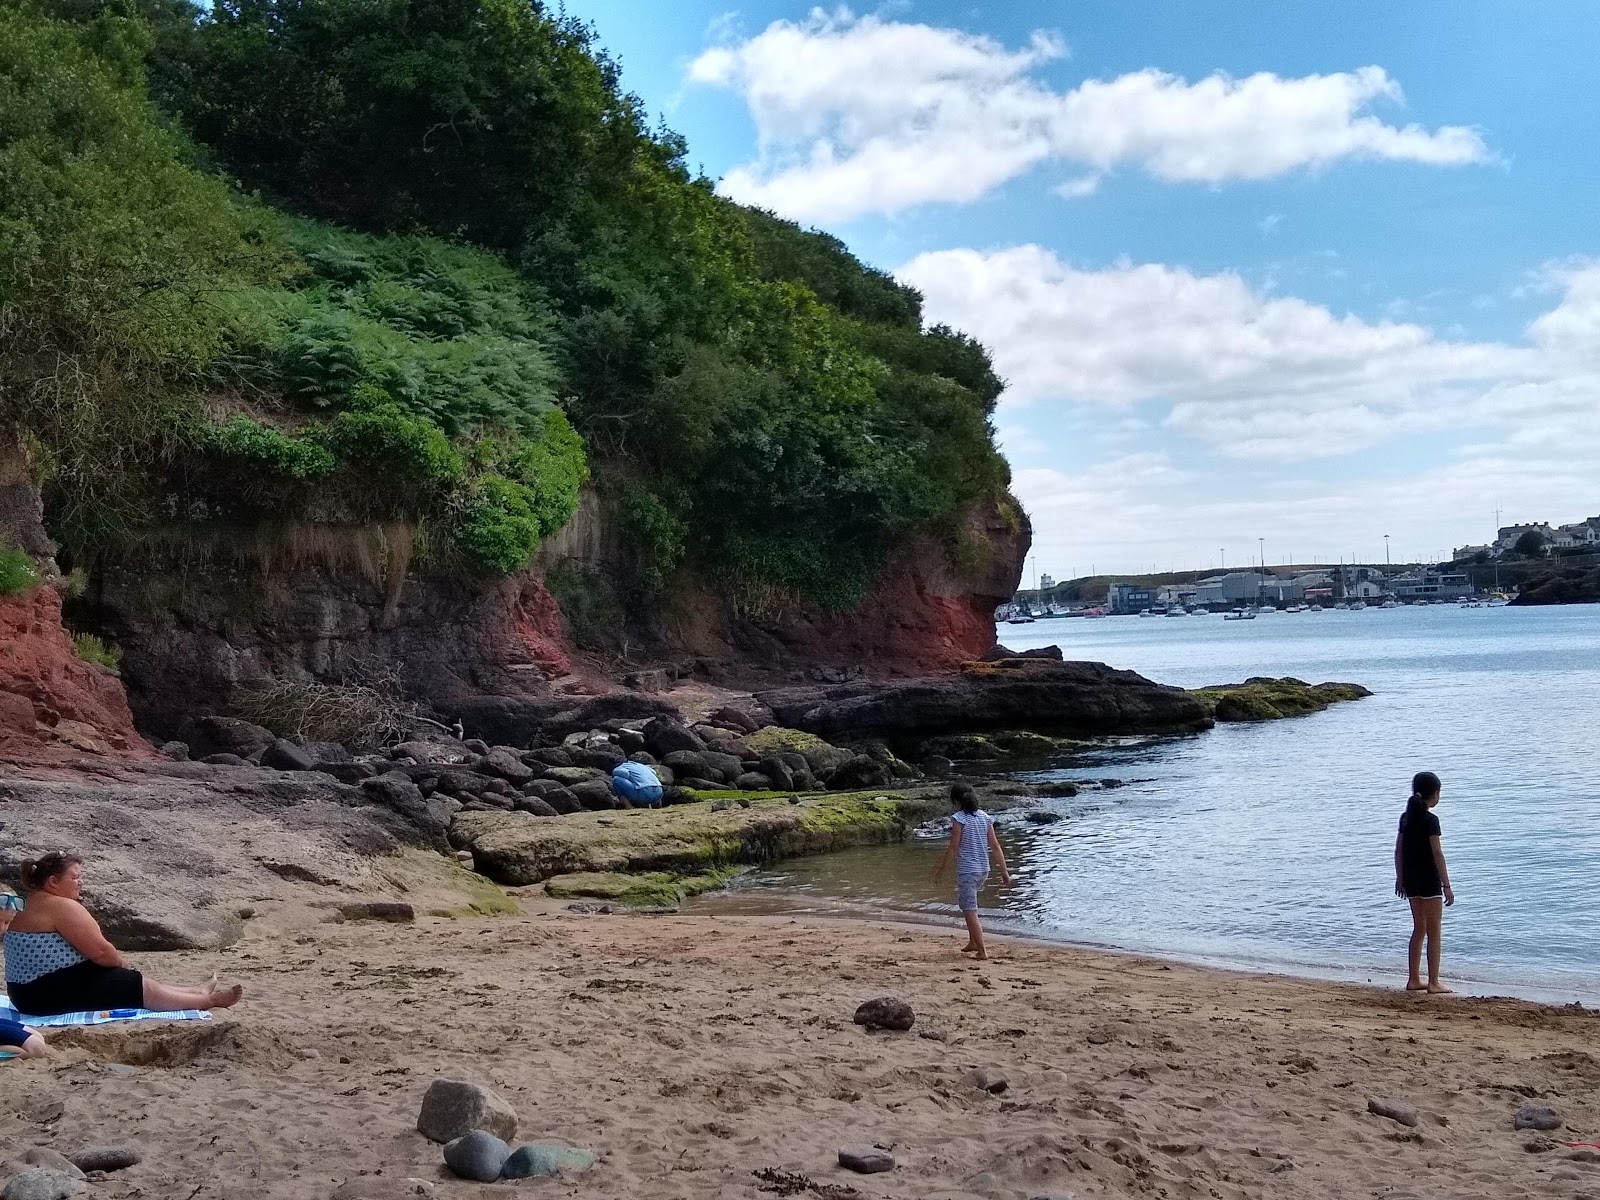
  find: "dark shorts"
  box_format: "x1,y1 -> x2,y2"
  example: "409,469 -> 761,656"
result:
7,962 -> 144,1017
1403,870 -> 1443,900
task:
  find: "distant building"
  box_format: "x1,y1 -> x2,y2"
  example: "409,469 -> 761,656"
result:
1558,522 -> 1598,547
1389,568 -> 1472,601
1497,522 -> 1555,552
1040,573 -> 1055,590
1191,571 -> 1295,606
1106,583 -> 1155,614
1453,543 -> 1493,561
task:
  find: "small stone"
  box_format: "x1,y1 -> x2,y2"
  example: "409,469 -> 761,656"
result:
838,1144 -> 894,1174
596,816 -> 616,826
1,1170 -> 87,1200
787,794 -> 801,805
17,1151 -> 83,1180
67,1147 -> 140,1174
969,1067 -> 1009,1094
1269,1160 -> 1296,1173
442,1131 -> 511,1182
500,1142 -> 596,1179
453,850 -> 473,863
853,996 -> 915,1032
1366,1097 -> 1419,1127
158,740 -> 189,760
416,1077 -> 518,1144
566,902 -> 613,914
1514,1104 -> 1562,1131
338,901 -> 414,923
965,1171 -> 1004,1193
709,799 -> 738,812
917,1028 -> 949,1042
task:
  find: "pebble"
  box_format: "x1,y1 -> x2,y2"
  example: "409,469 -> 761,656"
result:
500,1142 -> 596,1179
416,1077 -> 519,1144
1,1170 -> 86,1200
442,1131 -> 511,1182
969,1067 -> 1009,1094
1366,1097 -> 1419,1127
16,1151 -> 83,1180
838,1145 -> 895,1174
1514,1104 -> 1563,1131
853,996 -> 915,1032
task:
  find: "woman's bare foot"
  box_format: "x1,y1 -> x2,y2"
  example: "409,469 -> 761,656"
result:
1426,982 -> 1454,994
1405,979 -> 1427,991
208,982 -> 244,1009
960,943 -> 979,953
972,950 -> 988,961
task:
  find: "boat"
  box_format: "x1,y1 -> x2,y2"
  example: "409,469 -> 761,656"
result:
1380,599 -> 1401,609
1349,600 -> 1367,611
1081,607 -> 1108,619
1285,603 -> 1308,613
1223,608 -> 1256,620
1308,605 -> 1325,613
1005,609 -> 1035,624
1333,601 -> 1350,611
1165,605 -> 1187,616
1138,608 -> 1156,617
1190,607 -> 1212,616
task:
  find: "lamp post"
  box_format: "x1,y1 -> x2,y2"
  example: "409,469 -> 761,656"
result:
1258,537 -> 1265,605
1385,534 -> 1391,567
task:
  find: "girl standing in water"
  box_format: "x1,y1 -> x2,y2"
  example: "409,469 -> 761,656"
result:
932,783 -> 1011,959
1394,771 -> 1455,993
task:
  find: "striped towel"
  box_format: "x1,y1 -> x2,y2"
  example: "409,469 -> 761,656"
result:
0,990 -> 210,1028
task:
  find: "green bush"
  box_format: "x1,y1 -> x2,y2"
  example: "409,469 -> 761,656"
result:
621,485 -> 687,590
0,545 -> 39,596
202,416 -> 337,479
454,475 -> 543,574
319,402 -> 465,487
72,633 -> 121,670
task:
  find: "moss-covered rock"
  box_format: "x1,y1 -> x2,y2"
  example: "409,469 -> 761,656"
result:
1189,678 -> 1371,722
543,867 -> 743,910
451,791 -> 946,886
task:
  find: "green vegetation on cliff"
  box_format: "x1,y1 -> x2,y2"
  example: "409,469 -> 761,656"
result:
1,0 -> 1012,609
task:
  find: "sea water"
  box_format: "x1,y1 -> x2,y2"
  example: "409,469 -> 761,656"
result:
695,604 -> 1600,1003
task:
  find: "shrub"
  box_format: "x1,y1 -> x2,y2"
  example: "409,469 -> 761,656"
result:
235,675 -> 411,746
201,415 -> 336,479
72,633 -> 121,670
621,485 -> 686,590
454,475 -> 542,574
319,401 -> 464,487
0,545 -> 39,596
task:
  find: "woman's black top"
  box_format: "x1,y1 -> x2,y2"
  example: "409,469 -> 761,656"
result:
1399,807 -> 1443,898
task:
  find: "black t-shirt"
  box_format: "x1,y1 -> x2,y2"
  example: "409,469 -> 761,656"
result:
1398,808 -> 1443,897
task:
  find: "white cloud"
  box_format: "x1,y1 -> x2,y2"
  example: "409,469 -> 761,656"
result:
688,9 -> 1489,222
896,244 -> 1575,460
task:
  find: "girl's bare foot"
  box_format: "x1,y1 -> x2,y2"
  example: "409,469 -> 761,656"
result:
1405,980 -> 1427,991
960,943 -> 979,953
1426,982 -> 1454,994
209,982 -> 244,1009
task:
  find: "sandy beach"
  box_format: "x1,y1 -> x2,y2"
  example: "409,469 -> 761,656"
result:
4,903 -> 1598,1200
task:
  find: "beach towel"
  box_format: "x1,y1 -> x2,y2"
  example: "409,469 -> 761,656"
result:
0,990 -> 211,1028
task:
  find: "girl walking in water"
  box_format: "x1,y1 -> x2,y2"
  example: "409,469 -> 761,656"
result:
932,783 -> 1011,959
1394,770 -> 1455,993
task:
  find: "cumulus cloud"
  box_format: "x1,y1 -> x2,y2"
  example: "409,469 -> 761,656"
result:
894,245 -> 1586,460
687,9 -> 1489,222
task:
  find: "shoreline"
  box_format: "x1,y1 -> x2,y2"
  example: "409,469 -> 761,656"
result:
5,905 -> 1597,1199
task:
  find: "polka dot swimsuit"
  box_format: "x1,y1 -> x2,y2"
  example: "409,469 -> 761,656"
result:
3,931 -> 86,986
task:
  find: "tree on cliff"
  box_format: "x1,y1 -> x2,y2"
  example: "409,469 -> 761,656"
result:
1514,530 -> 1547,557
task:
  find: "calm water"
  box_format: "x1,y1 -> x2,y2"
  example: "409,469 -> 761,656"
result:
698,604 -> 1600,1003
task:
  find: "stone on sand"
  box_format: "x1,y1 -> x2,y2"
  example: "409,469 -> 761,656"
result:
1514,1104 -> 1562,1131
1366,1097 -> 1418,1127
838,1145 -> 895,1174
1,1170 -> 86,1200
969,1067 -> 1009,1094
442,1131 -> 511,1182
499,1142 -> 596,1179
416,1077 -> 518,1144
853,996 -> 915,1031
66,1148 -> 141,1174
15,1152 -> 82,1181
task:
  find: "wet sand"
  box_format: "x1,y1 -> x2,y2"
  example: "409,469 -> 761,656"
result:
3,907 -> 1599,1199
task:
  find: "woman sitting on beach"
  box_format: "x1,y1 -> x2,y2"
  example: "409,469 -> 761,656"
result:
3,853 -> 243,1018
1394,771 -> 1455,994
932,783 -> 1011,960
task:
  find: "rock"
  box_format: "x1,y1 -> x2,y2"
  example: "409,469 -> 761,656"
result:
416,1077 -> 518,1144
615,728 -> 646,753
523,747 -> 572,768
1514,1104 -> 1563,1131
261,738 -> 317,772
1024,810 -> 1063,825
64,1147 -> 140,1175
17,1150 -> 84,1180
568,779 -> 619,810
300,740 -> 353,764
1366,1097 -> 1419,1127
359,772 -> 452,845
316,761 -> 378,783
662,750 -> 711,780
571,745 -> 625,771
525,783 -> 580,814
390,740 -> 468,764
480,749 -> 535,785
828,755 -> 893,790
643,716 -> 706,758
701,750 -> 746,782
710,705 -> 760,733
1035,781 -> 1079,797
176,715 -> 275,759
158,740 -> 189,760
499,1142 -> 596,1179
201,752 -> 247,766
1,1171 -> 86,1200
922,755 -> 953,778
338,901 -> 414,923
708,798 -> 738,813
87,890 -> 242,952
758,756 -> 795,791
969,1067 -> 1009,1094
758,660 -> 1212,741
733,772 -> 772,791
853,996 -> 915,1032
543,765 -> 605,787
514,795 -> 560,817
838,1145 -> 895,1174
442,1131 -> 511,1182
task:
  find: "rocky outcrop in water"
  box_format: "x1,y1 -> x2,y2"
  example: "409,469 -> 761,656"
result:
756,658 -> 1211,744
1509,564 -> 1600,606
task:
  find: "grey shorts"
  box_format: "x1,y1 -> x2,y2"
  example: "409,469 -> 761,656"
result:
957,872 -> 989,913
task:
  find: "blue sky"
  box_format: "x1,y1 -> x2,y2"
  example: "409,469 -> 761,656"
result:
568,0 -> 1600,575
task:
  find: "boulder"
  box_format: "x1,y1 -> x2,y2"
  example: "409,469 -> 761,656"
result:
176,715 -> 275,759
1513,1104 -> 1562,1131
261,738 -> 317,772
299,740 -> 353,764
922,755 -> 953,778
390,739 -> 469,764
643,716 -> 705,758
416,1077 -> 518,1144
315,761 -> 379,783
543,766 -> 605,787
359,773 -> 452,845
1,1170 -> 86,1200
480,749 -> 535,785
522,747 -> 572,768
65,1148 -> 140,1174
828,756 -> 893,791
88,889 -> 241,952
16,1150 -> 84,1180
614,727 -> 646,753
733,772 -> 771,791
838,1145 -> 895,1174
442,1131 -> 511,1182
570,745 -> 625,771
514,795 -> 560,817
662,750 -> 710,780
499,1142 -> 596,1180
710,704 -> 763,733
757,660 -> 1213,740
568,779 -> 619,810
530,785 -> 580,815
853,996 -> 915,1031
201,753 -> 247,766
758,756 -> 795,791
701,750 -> 746,782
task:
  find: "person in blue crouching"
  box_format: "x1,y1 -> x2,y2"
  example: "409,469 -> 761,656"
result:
612,760 -> 664,809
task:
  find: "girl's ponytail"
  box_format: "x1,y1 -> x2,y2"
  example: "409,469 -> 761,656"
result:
1407,771 -> 1441,820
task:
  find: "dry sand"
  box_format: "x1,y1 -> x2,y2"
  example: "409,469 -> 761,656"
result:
3,906 -> 1599,1200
